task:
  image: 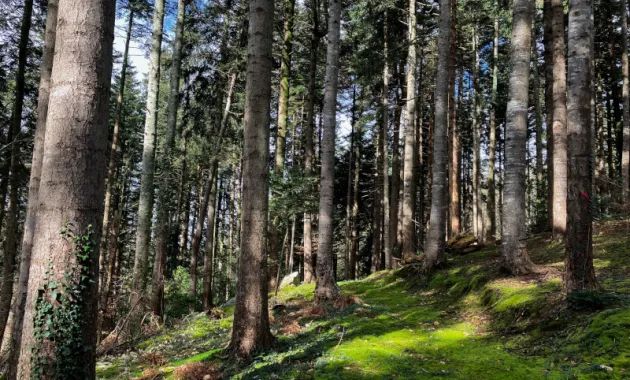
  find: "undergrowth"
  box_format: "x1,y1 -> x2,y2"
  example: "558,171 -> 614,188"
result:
97,220 -> 630,379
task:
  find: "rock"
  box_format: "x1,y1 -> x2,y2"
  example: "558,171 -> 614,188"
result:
600,365 -> 614,372
203,375 -> 212,380
223,297 -> 236,307
279,271 -> 300,289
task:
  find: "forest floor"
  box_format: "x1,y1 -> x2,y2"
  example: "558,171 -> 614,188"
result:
97,220 -> 630,379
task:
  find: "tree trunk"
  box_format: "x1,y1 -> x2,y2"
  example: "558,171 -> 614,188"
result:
550,0 -> 567,239
390,69 -> 403,260
472,27 -> 482,241
622,0 -> 630,200
533,23 -> 545,227
6,0 -> 57,371
344,89 -> 355,279
371,123 -> 383,272
303,0 -> 323,284
501,0 -> 537,275
314,0 -> 343,302
544,0 -> 554,230
350,94 -> 362,279
448,0 -> 460,239
99,6 -> 134,302
202,173 -> 219,310
424,0 -> 451,271
0,0 -> 33,349
382,11 -> 392,270
564,0 -> 598,293
229,0 -> 275,358
151,0 -> 186,319
132,0 -> 165,308
16,0 -> 115,376
487,9 -> 498,241
402,0 -> 417,262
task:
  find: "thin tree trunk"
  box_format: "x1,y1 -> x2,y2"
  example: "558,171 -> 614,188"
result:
622,0 -> 630,200
99,6 -> 134,301
229,0 -> 275,358
390,70 -> 403,259
402,0 -> 417,262
488,9 -> 498,241
550,0 -> 567,239
564,0 -> 598,293
131,0 -> 165,308
202,173 -> 219,310
16,0 -> 115,375
382,11 -> 392,270
424,0 -> 451,271
151,0 -> 186,318
303,0 -> 323,284
314,0 -> 343,302
544,0 -> 554,230
472,27 -> 481,241
533,22 -> 545,226
371,124 -> 383,272
501,0 -> 537,274
448,0 -> 460,239
7,0 -> 57,369
344,89 -> 355,279
0,0 -> 33,349
350,93 -> 362,279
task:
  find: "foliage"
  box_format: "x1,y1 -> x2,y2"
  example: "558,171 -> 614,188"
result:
163,267 -> 200,319
31,225 -> 96,379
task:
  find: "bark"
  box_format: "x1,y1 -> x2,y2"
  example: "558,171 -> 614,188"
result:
314,0 -> 343,302
97,8 -> 134,340
99,6 -> 134,301
564,0 -> 598,293
501,0 -> 537,274
202,174 -> 219,310
349,92 -> 362,280
228,0 -> 275,358
550,0 -> 567,239
544,0 -> 554,230
623,0 -> 630,200
402,0 -> 417,262
344,89 -> 355,280
448,0 -> 460,239
151,0 -> 186,318
7,0 -> 57,370
382,11 -> 392,270
487,9 -> 498,241
16,0 -> 115,376
303,0 -> 323,284
132,0 -> 165,307
275,0 -> 296,172
424,0 -> 451,271
0,0 -> 33,349
471,27 -> 481,240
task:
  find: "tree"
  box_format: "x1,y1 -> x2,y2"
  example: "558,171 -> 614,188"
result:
0,0 -> 33,347
622,0 -> 630,200
15,0 -> 115,375
564,0 -> 598,293
132,0 -> 165,308
448,0 -> 460,239
315,0 -> 343,302
424,0 -> 451,271
229,0 -> 275,358
382,10 -> 392,270
549,0 -> 567,238
501,0 -> 537,274
6,0 -> 57,369
487,5 -> 498,241
401,0 -> 417,262
152,0 -> 187,318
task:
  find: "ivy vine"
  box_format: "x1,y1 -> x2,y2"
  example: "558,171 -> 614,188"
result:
31,224 -> 96,379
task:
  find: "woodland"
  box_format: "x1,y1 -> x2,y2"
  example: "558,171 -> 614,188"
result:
0,0 -> 629,378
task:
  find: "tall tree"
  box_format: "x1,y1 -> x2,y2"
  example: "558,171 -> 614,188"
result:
471,26 -> 481,240
98,3 -> 135,334
448,0 -> 460,239
487,7 -> 498,241
622,0 -> 630,200
401,0 -> 417,262
131,0 -> 165,308
0,0 -> 33,346
15,0 -> 115,376
229,0 -> 275,358
303,0 -> 324,284
564,0 -> 598,293
549,0 -> 567,238
501,0 -> 537,274
424,0 -> 451,271
315,0 -> 343,302
382,10 -> 392,270
151,0 -> 187,318
6,0 -> 58,368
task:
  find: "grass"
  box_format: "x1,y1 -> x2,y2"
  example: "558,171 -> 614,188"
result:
97,220 -> 630,379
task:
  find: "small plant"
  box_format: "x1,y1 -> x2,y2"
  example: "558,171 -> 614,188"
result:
30,224 -> 96,379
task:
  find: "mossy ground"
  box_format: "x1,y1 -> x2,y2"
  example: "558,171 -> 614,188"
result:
97,221 -> 630,379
